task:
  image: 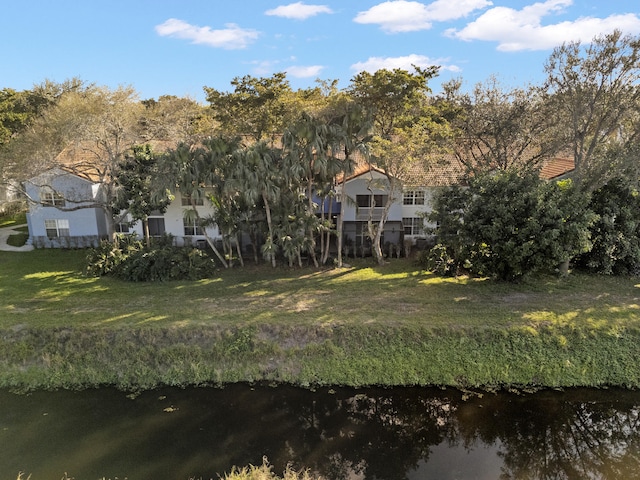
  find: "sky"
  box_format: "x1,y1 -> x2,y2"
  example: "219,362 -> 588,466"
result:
2,0 -> 640,102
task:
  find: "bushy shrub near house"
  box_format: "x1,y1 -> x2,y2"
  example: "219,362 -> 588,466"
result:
85,234 -> 218,281
577,178 -> 640,275
425,169 -> 594,281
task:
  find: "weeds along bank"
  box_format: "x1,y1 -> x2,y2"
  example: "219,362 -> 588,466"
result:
2,249 -> 640,392
1,322 -> 639,392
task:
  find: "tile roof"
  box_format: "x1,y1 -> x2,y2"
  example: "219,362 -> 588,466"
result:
539,156 -> 575,180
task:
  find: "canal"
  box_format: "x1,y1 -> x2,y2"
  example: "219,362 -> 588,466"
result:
2,385 -> 639,479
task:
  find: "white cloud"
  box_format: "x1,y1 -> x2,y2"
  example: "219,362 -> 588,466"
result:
447,0 -> 640,51
286,65 -> 325,77
265,2 -> 333,20
351,54 -> 460,74
354,0 -> 492,33
155,18 -> 260,50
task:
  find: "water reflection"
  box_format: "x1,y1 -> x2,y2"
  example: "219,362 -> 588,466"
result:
1,386 -> 639,479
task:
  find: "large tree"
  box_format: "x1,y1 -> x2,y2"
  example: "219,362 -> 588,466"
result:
139,95 -> 213,143
444,76 -> 560,174
113,144 -> 171,247
544,30 -> 640,190
282,112 -> 344,267
204,73 -> 297,144
347,66 -> 447,265
0,78 -> 87,192
429,169 -> 594,281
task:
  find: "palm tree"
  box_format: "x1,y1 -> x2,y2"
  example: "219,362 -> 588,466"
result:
233,142 -> 281,267
330,104 -> 371,267
160,142 -> 228,267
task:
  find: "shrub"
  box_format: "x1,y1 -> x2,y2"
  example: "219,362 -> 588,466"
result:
85,234 -> 218,281
429,170 -> 594,281
577,178 -> 640,275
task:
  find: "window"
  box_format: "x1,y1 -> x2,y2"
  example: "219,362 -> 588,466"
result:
356,194 -> 388,208
181,193 -> 204,206
41,190 -> 66,207
45,219 -> 70,238
147,218 -> 166,236
403,217 -> 422,236
183,218 -> 204,236
403,190 -> 425,205
115,222 -> 130,233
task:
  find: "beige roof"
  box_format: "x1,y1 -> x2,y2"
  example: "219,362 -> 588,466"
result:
337,151 -> 466,187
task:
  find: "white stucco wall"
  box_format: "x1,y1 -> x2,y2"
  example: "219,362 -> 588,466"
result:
338,171 -> 403,222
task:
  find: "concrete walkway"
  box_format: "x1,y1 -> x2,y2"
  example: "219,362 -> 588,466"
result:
0,224 -> 34,251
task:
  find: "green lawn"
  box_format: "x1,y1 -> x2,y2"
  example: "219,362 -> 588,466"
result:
0,250 -> 640,328
0,211 -> 26,228
2,248 -> 640,391
1,248 -> 639,330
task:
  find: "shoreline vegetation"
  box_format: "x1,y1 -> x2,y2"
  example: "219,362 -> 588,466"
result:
1,249 -> 640,393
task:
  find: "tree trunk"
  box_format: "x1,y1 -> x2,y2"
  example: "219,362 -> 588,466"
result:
337,177 -> 346,267
322,195 -> 333,264
307,178 -> 319,268
143,217 -> 150,248
234,234 -> 245,267
369,189 -> 394,266
262,192 -> 277,268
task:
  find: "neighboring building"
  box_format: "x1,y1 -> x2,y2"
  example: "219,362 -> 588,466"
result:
23,143 -> 574,250
336,154 -> 467,255
25,167 -> 108,248
25,166 -> 221,248
125,188 -> 221,247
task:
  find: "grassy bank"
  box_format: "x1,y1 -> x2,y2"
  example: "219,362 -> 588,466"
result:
1,249 -> 640,391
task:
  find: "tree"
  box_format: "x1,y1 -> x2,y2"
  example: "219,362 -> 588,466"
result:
159,141 -> 230,268
139,95 -> 213,143
204,73 -> 297,143
231,142 -> 283,267
347,66 -> 447,265
444,76 -> 560,174
282,113 -> 343,267
0,78 -> 88,192
5,85 -> 147,240
113,144 -> 171,247
329,102 -> 371,267
544,30 -> 640,190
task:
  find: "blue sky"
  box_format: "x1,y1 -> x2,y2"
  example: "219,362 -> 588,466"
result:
3,1 -> 640,102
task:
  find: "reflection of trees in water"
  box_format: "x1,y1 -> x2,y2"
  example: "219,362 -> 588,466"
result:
3,386 -> 639,479
276,388 -> 458,480
274,388 -> 640,480
454,390 -> 640,480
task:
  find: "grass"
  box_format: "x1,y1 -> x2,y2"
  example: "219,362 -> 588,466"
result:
0,211 -> 28,246
1,249 -> 639,330
1,248 -> 640,391
0,211 -> 26,228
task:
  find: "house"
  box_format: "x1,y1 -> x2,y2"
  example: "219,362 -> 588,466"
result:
335,154 -> 467,255
25,167 -> 109,248
25,165 -> 222,248
335,153 -> 575,256
23,140 -> 575,251
24,141 -> 223,249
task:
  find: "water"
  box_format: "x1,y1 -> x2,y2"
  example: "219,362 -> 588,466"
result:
1,385 -> 639,480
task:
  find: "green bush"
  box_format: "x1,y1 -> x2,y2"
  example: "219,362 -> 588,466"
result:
577,178 -> 640,275
85,234 -> 218,281
429,170 -> 594,281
